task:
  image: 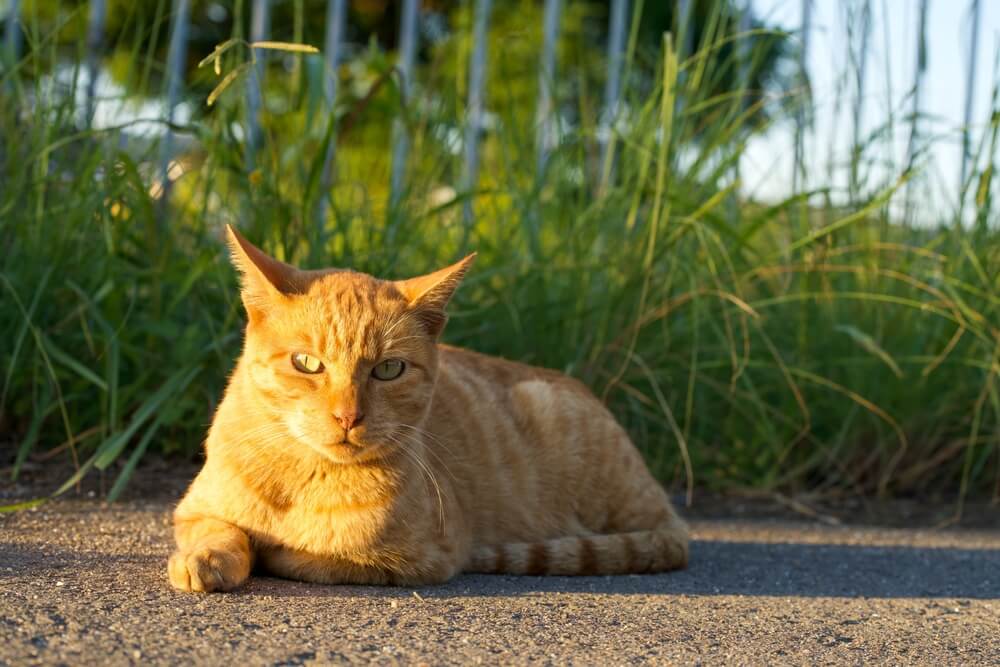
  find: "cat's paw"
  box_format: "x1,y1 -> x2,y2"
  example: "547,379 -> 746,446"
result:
168,548 -> 249,593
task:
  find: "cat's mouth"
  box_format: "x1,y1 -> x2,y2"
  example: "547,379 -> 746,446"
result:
287,420 -> 397,465
313,439 -> 392,465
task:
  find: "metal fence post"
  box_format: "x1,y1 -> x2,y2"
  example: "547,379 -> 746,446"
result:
677,0 -> 693,60
793,0 -> 811,194
160,0 -> 190,204
904,0 -> 929,223
599,0 -> 628,188
462,0 -> 492,225
738,0 -> 752,105
849,0 -> 871,203
3,0 -> 21,68
2,0 -> 20,103
535,0 -> 561,175
390,0 -> 420,206
960,0 -> 981,195
246,0 -> 271,171
733,0 -> 753,203
316,0 -> 347,224
84,0 -> 107,128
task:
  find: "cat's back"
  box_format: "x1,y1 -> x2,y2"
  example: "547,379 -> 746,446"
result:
434,344 -> 599,420
433,343 -> 628,466
437,344 -> 592,392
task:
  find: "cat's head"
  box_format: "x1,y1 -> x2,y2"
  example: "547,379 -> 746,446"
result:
224,225 -> 474,465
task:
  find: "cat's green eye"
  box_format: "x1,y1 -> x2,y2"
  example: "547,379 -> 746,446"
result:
291,352 -> 324,374
372,359 -> 405,381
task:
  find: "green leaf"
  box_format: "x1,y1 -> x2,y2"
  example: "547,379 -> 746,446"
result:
40,334 -> 108,392
250,41 -> 320,55
835,325 -> 904,378
0,498 -> 47,513
12,402 -> 51,480
0,268 -> 53,412
107,413 -> 167,502
53,453 -> 99,497
197,38 -> 242,69
94,365 -> 201,469
784,177 -> 906,255
207,63 -> 253,106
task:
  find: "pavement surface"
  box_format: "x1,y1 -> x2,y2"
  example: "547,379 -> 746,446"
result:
1,466 -> 999,665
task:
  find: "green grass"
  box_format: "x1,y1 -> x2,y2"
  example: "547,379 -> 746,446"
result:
2,2 -> 999,508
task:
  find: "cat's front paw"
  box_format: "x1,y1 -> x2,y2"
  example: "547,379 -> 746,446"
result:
168,548 -> 250,593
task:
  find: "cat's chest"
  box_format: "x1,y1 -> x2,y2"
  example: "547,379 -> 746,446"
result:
246,475 -> 400,555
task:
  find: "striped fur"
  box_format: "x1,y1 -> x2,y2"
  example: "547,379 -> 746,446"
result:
168,227 -> 688,592
468,529 -> 688,576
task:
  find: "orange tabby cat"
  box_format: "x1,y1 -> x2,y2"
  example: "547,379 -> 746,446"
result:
168,225 -> 689,592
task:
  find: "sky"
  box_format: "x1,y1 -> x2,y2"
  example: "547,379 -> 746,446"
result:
741,0 -> 1000,220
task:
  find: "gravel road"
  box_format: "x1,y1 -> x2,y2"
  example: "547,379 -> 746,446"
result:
2,492 -> 998,666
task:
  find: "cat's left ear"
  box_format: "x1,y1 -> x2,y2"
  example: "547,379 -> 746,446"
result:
394,254 -> 476,337
225,224 -> 301,323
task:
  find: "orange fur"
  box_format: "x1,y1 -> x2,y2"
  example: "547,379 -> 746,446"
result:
168,225 -> 688,592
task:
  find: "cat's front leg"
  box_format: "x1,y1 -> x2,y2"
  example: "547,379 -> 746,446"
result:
168,514 -> 253,593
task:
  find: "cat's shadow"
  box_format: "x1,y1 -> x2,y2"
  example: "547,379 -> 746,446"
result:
239,539 -> 1000,600
3,537 -> 996,600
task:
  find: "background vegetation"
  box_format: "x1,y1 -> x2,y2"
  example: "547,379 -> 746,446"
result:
2,0 -> 999,511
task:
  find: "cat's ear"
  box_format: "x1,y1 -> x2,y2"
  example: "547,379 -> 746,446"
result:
394,253 -> 476,337
225,224 -> 300,321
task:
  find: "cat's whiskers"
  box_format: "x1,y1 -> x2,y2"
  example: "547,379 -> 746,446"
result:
382,312 -> 415,343
231,421 -> 289,440
385,431 -> 446,532
382,334 -> 430,352
229,427 -> 294,452
395,423 -> 458,457
392,425 -> 458,484
233,424 -> 298,446
390,436 -> 445,529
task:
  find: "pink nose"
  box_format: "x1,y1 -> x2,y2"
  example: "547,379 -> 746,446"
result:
334,409 -> 363,431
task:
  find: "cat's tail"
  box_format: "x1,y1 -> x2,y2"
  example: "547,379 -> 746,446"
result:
465,523 -> 688,576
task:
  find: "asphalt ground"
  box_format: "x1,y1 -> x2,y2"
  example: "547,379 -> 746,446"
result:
1,464 -> 999,665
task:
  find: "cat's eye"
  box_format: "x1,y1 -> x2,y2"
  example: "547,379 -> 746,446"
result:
291,352 -> 324,374
372,359 -> 405,381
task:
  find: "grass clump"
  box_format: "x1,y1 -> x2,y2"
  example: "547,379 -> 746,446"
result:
2,1 -> 999,508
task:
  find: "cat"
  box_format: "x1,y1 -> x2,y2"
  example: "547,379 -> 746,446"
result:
168,225 -> 689,592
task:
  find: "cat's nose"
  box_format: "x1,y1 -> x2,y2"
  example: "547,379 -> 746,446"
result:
334,409 -> 363,431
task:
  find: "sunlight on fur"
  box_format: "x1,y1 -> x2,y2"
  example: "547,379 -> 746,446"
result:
168,225 -> 689,591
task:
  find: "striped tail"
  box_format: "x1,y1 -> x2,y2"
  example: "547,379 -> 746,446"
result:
465,525 -> 689,576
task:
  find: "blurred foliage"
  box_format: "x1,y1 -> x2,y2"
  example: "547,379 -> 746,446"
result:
2,0 -> 999,510
10,0 -> 794,126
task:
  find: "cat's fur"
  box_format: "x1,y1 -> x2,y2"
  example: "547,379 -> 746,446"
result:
168,225 -> 689,591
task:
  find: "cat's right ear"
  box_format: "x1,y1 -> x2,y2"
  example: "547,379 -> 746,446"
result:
394,253 -> 476,338
225,225 -> 299,323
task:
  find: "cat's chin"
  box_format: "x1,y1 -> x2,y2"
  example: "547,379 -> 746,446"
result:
305,440 -> 393,465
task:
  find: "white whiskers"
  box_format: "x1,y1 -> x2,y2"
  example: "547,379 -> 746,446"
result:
384,430 -> 447,533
